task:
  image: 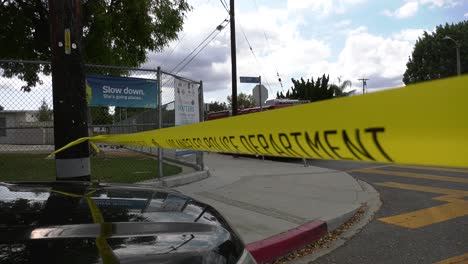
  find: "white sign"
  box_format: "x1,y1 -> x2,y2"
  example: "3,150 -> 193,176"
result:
174,79 -> 200,156
175,79 -> 200,126
252,84 -> 268,106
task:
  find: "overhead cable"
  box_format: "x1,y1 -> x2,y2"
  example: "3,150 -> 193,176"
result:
160,33 -> 187,68
251,0 -> 283,89
237,20 -> 274,94
219,0 -> 229,13
162,18 -> 230,87
174,20 -> 229,76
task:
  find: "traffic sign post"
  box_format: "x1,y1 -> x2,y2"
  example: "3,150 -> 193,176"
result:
240,76 -> 267,111
259,76 -> 262,111
241,75 -> 265,160
252,83 -> 268,111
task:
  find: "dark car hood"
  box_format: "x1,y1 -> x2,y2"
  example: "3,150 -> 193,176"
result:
0,182 -> 244,264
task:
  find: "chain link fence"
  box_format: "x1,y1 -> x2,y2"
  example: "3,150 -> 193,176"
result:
0,59 -> 204,183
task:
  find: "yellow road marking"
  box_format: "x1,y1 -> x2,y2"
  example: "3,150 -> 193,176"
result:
375,182 -> 468,228
393,165 -> 468,174
378,200 -> 468,228
374,182 -> 468,196
434,253 -> 468,264
346,164 -> 392,173
358,168 -> 468,183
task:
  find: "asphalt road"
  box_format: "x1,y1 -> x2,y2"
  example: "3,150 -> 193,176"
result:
301,159 -> 468,264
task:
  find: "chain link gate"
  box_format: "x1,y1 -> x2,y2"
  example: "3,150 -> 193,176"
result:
0,59 -> 204,183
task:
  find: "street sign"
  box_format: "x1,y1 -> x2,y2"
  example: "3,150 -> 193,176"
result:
252,84 -> 268,107
240,76 -> 260,83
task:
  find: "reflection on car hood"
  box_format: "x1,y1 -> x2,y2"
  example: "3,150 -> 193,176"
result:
0,181 -> 244,264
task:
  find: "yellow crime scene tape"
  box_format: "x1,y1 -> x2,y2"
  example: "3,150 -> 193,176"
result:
51,75 -> 468,168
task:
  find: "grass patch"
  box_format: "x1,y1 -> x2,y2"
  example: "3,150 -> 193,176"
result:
0,153 -> 182,183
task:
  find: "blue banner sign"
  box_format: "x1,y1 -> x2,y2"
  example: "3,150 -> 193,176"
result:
86,74 -> 158,108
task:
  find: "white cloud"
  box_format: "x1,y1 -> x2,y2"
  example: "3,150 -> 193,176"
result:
335,19 -> 352,28
339,32 -> 413,79
464,12 -> 468,17
384,0 -> 461,19
142,0 -> 427,102
304,27 -> 421,92
0,75 -> 53,110
382,9 -> 394,17
343,25 -> 368,35
384,1 -> 419,18
287,0 -> 365,15
393,28 -> 425,41
419,0 -> 461,8
396,2 -> 419,18
143,1 -> 334,102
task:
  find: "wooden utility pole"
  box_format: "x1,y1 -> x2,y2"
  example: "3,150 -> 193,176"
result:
358,78 -> 369,94
49,0 -> 90,181
230,0 -> 238,116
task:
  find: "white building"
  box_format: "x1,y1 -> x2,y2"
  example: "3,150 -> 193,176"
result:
0,110 -> 54,145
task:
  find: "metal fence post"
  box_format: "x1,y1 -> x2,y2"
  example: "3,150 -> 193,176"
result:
197,81 -> 205,170
157,67 -> 164,179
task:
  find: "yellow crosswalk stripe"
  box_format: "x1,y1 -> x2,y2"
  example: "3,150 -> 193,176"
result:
378,200 -> 468,229
392,165 -> 468,174
376,182 -> 468,229
434,253 -> 468,264
358,168 -> 468,183
374,182 -> 468,196
346,164 -> 392,173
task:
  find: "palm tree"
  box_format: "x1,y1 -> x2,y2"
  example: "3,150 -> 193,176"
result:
330,77 -> 356,97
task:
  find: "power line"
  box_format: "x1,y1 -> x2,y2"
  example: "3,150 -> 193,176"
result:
251,0 -> 283,90
237,20 -> 274,94
160,33 -> 186,68
219,0 -> 229,13
263,31 -> 283,90
161,18 -> 226,84
174,21 -> 229,76
161,18 -> 229,87
222,0 -> 229,9
237,21 -> 273,93
238,23 -> 256,59
168,27 -> 219,74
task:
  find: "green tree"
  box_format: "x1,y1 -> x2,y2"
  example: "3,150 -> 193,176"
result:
90,107 -> 113,125
37,99 -> 53,121
329,77 -> 355,97
0,0 -> 191,91
207,101 -> 227,112
403,21 -> 468,85
113,107 -> 147,123
277,74 -> 334,102
227,93 -> 256,109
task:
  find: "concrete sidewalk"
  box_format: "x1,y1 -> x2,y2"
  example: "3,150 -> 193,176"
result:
176,153 -> 378,262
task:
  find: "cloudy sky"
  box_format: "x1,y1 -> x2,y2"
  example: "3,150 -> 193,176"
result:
144,0 -> 467,103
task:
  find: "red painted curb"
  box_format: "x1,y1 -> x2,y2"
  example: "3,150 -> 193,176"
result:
246,220 -> 328,264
